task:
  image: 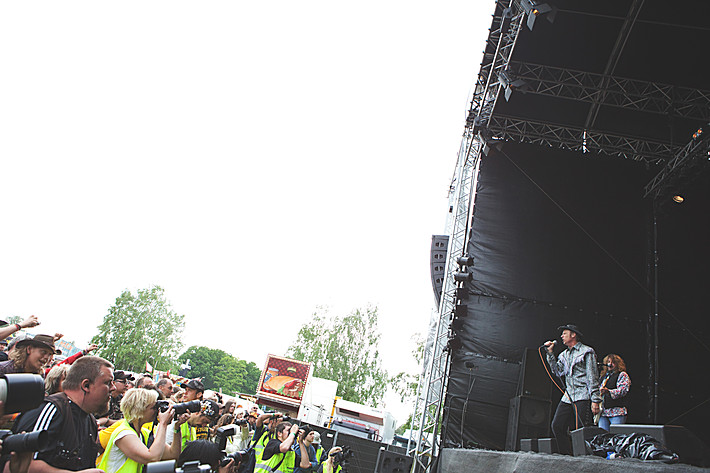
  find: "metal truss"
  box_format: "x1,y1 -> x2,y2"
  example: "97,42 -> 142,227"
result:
407,132 -> 484,472
644,133 -> 710,199
487,114 -> 681,163
466,0 -> 526,133
506,61 -> 710,121
409,2 -> 525,471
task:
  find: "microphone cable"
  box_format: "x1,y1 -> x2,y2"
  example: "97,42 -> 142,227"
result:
538,345 -> 581,430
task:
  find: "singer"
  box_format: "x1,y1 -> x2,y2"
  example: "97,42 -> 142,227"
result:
543,324 -> 601,455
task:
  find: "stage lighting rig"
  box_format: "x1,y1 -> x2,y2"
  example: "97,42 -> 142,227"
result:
520,0 -> 557,31
498,70 -> 530,101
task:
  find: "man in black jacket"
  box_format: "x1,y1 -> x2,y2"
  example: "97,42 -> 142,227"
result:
12,356 -> 115,473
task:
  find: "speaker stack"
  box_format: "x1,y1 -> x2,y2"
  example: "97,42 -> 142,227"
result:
505,348 -> 553,451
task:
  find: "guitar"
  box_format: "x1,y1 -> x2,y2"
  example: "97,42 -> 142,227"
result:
594,377 -> 608,425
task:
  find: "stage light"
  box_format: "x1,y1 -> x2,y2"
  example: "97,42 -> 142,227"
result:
454,271 -> 473,282
498,71 -> 530,101
673,195 -> 684,203
692,127 -> 703,140
520,0 -> 557,31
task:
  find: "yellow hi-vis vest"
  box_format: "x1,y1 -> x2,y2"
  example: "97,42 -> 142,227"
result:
252,429 -> 271,465
314,445 -> 324,465
180,422 -> 196,450
322,462 -> 342,473
97,420 -> 150,473
254,450 -> 295,473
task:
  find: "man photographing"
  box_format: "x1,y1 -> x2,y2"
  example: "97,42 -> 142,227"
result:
544,324 -> 601,455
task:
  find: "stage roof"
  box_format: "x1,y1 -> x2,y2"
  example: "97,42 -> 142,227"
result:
472,0 -> 710,169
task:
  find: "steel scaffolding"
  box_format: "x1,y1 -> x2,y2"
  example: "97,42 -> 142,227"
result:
505,62 -> 710,121
407,1 -> 524,471
487,114 -> 681,163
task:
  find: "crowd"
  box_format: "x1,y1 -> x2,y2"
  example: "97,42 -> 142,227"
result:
0,317 -> 344,473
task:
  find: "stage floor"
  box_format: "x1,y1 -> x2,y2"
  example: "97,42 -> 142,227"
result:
440,448 -> 710,473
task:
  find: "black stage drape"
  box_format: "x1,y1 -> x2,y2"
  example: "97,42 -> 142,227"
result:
443,141 -> 710,449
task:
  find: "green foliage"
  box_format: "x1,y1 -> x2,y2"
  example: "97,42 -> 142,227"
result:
6,316 -> 22,325
178,346 -> 261,395
287,306 -> 388,405
392,333 -> 424,404
395,414 -> 413,435
91,286 -> 185,372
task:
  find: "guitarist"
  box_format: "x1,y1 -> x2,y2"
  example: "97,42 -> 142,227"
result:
598,354 -> 630,431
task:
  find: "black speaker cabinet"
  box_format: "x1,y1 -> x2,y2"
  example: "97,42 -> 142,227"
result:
517,348 -> 552,400
430,235 -> 448,306
610,424 -> 710,467
505,396 -> 551,451
375,449 -> 414,473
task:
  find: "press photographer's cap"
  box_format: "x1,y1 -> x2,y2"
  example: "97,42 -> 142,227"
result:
180,379 -> 205,392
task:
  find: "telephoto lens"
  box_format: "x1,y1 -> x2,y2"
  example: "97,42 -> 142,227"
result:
0,430 -> 49,453
172,400 -> 202,416
0,374 -> 46,414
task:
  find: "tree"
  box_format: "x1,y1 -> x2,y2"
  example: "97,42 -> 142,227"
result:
178,346 -> 261,395
287,306 -> 388,405
391,333 -> 424,434
92,286 -> 185,372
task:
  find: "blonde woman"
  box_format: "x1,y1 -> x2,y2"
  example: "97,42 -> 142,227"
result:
98,387 -> 188,473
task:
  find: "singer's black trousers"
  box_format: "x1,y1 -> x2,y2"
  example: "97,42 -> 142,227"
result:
551,400 -> 592,455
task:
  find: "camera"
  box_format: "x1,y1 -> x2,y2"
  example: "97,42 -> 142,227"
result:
146,460 -> 211,473
330,446 -> 353,467
173,400 -> 202,416
156,400 -> 171,413
214,425 -> 251,471
0,373 -> 46,414
0,429 -> 48,453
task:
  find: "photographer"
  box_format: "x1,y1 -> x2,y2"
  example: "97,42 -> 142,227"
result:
293,428 -> 318,473
97,388 -> 187,473
250,413 -> 283,468
255,422 -> 310,473
177,401 -> 220,451
213,416 -> 249,454
12,356 -> 114,472
317,447 -> 345,473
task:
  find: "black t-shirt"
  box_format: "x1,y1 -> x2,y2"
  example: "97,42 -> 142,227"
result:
14,396 -> 100,471
263,438 -> 301,464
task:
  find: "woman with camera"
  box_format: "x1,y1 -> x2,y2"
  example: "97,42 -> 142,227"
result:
98,387 -> 188,473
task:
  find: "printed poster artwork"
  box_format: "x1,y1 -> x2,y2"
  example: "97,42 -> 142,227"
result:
257,354 -> 311,403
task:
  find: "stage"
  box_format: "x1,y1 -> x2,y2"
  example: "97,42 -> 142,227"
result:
440,448 -> 710,473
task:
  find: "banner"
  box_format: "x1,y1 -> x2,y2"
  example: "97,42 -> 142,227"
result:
256,354 -> 312,409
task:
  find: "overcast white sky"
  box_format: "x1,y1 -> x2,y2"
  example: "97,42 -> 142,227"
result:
1,1 -> 494,421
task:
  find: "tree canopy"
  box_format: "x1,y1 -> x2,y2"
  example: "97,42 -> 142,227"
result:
287,306 -> 388,405
92,286 -> 185,372
178,345 -> 261,395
